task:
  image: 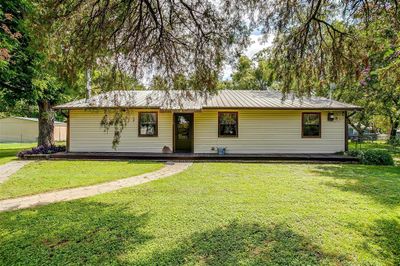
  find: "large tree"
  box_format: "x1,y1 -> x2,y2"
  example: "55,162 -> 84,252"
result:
41,0 -> 399,93
358,19 -> 400,138
40,0 -> 249,91
0,0 -> 35,103
0,0 -> 79,147
221,55 -> 274,90
237,0 -> 399,94
0,0 -> 37,119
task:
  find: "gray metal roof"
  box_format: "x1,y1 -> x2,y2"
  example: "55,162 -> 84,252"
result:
54,90 -> 361,110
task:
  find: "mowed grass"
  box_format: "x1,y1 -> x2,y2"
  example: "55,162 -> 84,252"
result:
0,161 -> 164,200
0,163 -> 399,265
0,142 -> 37,165
0,142 -> 66,165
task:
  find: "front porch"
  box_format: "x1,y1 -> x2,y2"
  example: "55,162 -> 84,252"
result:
45,152 -> 358,163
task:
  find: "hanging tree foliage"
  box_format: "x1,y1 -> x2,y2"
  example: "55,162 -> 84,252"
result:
41,0 -> 400,94
226,0 -> 400,96
41,0 -> 250,91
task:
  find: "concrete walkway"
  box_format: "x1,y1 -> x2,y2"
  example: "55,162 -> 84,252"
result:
0,160 -> 32,184
0,161 -> 192,212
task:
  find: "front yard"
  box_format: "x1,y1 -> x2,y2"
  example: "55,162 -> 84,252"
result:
0,142 -> 68,166
0,142 -> 37,165
0,162 -> 399,265
0,160 -> 164,200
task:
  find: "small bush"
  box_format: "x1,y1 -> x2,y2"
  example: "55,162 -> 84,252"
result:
362,150 -> 394,165
388,137 -> 400,148
348,149 -> 394,165
347,150 -> 364,158
17,145 -> 66,158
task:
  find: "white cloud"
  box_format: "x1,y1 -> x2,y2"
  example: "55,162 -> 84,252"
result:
222,64 -> 233,80
222,33 -> 273,80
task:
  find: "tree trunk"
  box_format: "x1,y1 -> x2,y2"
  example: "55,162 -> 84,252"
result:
37,100 -> 55,147
390,119 -> 399,139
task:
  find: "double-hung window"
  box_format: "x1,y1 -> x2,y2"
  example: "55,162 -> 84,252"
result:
138,112 -> 158,137
302,113 -> 321,138
218,112 -> 238,137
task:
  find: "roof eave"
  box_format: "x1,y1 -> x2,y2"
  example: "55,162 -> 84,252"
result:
53,106 -> 363,111
53,105 -> 163,110
202,106 -> 363,111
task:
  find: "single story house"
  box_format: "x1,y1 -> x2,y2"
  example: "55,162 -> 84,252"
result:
54,90 -> 361,154
0,117 -> 67,142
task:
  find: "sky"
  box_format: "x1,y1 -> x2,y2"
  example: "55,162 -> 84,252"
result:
222,31 -> 273,80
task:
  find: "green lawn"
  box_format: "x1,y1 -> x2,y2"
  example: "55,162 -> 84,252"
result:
0,161 -> 164,200
0,162 -> 399,265
0,142 -> 37,165
0,142 -> 66,166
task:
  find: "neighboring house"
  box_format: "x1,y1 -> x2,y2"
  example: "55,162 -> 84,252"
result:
349,125 -> 399,141
348,125 -> 359,138
349,125 -> 375,138
0,117 -> 67,142
54,90 -> 361,154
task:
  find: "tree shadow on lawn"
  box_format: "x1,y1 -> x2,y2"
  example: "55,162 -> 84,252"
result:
347,217 -> 400,265
135,221 -> 347,266
368,217 -> 400,265
311,165 -> 400,207
0,201 -> 153,265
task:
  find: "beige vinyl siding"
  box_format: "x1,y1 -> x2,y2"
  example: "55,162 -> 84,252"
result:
194,109 -> 345,153
69,109 -> 172,152
0,118 -> 38,142
69,109 -> 345,153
